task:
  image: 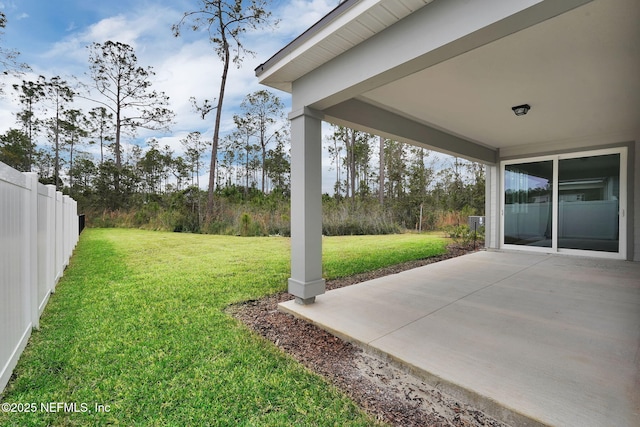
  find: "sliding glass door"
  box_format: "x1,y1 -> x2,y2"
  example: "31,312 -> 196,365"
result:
557,154 -> 620,252
502,148 -> 626,258
504,161 -> 553,247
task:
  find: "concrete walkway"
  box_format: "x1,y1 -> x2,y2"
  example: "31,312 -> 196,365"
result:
279,251 -> 640,427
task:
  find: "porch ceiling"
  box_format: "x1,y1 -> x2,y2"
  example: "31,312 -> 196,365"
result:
259,0 -> 639,158
360,0 -> 640,151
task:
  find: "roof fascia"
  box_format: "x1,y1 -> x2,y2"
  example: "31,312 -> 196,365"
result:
255,0 -> 360,78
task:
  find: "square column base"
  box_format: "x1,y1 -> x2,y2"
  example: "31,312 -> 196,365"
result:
288,277 -> 325,303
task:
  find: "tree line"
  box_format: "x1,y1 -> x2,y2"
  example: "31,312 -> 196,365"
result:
0,2 -> 485,236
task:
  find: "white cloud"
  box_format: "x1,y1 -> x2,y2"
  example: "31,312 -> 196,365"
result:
275,0 -> 337,38
83,15 -> 141,46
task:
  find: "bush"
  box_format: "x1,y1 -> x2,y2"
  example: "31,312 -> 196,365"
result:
239,212 -> 253,236
442,224 -> 484,246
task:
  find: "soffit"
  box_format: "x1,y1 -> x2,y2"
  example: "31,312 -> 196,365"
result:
256,0 -> 433,91
360,0 -> 640,150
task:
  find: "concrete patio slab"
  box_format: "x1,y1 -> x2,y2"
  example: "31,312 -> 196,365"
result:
279,251 -> 640,427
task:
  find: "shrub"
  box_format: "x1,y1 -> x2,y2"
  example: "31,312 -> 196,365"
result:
442,224 -> 485,246
239,212 -> 252,236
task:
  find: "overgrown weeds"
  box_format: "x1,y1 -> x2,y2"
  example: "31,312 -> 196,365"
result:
86,193 -> 482,238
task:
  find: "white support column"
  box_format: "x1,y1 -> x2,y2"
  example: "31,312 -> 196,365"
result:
485,164 -> 500,250
288,107 -> 325,304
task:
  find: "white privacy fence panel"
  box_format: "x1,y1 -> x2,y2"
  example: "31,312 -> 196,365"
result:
0,166 -> 29,398
0,162 -> 79,394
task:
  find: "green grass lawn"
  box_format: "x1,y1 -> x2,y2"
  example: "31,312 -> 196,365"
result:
0,229 -> 448,426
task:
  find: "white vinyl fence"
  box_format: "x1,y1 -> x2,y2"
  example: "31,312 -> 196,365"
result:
1,162 -> 79,393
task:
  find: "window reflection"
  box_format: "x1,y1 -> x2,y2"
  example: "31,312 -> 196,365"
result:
503,154 -> 621,253
504,161 -> 553,247
558,154 -> 619,252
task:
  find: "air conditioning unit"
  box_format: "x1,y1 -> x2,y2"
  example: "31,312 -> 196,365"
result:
468,216 -> 485,231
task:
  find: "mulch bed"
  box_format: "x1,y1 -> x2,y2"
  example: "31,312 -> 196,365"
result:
227,243 -> 510,427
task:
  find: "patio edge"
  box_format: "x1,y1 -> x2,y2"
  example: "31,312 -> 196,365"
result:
278,300 -> 549,427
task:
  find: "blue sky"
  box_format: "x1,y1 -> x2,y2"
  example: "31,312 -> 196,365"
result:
0,0 -> 341,188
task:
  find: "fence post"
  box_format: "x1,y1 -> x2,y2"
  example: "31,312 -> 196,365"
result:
55,191 -> 63,283
46,185 -> 56,293
73,199 -> 79,247
24,172 -> 39,330
63,195 -> 71,266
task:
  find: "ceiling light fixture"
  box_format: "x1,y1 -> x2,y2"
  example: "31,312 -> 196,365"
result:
512,104 -> 531,116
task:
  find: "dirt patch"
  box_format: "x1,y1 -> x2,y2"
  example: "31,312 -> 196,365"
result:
228,243 -> 510,427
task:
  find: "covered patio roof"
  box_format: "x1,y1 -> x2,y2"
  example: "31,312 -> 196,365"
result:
255,3 -> 640,420
257,0 -> 638,284
257,0 -> 640,162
